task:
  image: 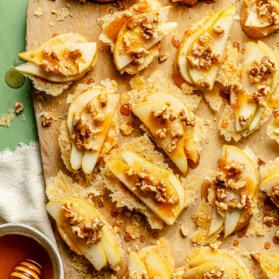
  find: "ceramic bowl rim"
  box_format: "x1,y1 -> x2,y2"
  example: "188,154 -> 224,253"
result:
0,223 -> 64,279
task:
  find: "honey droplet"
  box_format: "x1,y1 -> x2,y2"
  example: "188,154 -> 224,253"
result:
264,242 -> 271,249
172,36 -> 180,48
152,231 -> 159,239
111,207 -> 119,217
120,104 -> 131,116
233,240 -> 239,247
5,68 -> 25,89
124,232 -> 132,242
139,235 -> 146,243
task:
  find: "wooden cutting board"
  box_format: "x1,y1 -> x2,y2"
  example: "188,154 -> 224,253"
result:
25,0 -> 279,278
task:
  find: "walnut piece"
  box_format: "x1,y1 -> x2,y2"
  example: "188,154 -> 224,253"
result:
125,167 -> 178,205
186,35 -> 221,71
257,0 -> 279,25
203,266 -> 225,279
41,111 -> 53,127
249,56 -> 276,83
62,201 -> 104,245
15,102 -> 24,114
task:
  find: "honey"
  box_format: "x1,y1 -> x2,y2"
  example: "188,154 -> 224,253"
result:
0,234 -> 53,279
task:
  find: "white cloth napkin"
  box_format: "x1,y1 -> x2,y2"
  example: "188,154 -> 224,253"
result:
0,142 -> 57,246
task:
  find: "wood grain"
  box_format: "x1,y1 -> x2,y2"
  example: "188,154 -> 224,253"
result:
25,0 -> 279,278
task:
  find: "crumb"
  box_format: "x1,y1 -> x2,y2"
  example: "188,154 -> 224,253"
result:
15,102 -> 24,114
34,7 -> 43,17
52,8 -> 70,21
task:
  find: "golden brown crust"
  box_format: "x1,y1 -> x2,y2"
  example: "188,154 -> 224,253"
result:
240,0 -> 279,39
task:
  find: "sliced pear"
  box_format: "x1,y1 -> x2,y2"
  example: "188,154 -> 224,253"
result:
81,93 -> 120,174
113,22 -> 177,70
249,41 -> 279,131
188,251 -> 249,279
177,10 -> 223,84
128,251 -> 147,278
66,86 -> 108,170
144,92 -> 199,165
18,42 -> 97,77
15,62 -> 86,83
235,41 -> 269,131
222,145 -> 258,237
46,199 -> 107,271
106,159 -> 181,225
223,145 -> 258,187
68,198 -> 121,268
187,5 -> 236,91
145,252 -> 171,279
234,88 -> 257,132
208,206 -> 224,236
184,262 -> 238,279
133,100 -> 187,174
120,150 -> 185,212
103,0 -> 161,44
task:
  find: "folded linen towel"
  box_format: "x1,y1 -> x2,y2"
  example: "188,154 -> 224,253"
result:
0,142 -> 57,246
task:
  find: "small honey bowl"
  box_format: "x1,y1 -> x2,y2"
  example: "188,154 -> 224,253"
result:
10,259 -> 42,279
0,223 -> 63,279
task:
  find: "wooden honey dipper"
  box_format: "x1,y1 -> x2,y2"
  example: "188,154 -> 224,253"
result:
10,259 -> 42,279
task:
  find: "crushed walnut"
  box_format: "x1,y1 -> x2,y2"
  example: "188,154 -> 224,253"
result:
62,201 -> 104,244
15,102 -> 24,114
253,84 -> 270,108
257,0 -> 279,25
121,14 -> 159,65
210,157 -> 253,218
41,111 -> 53,127
130,270 -> 149,279
40,46 -> 83,76
71,98 -> 107,151
249,56 -> 276,84
203,266 -> 225,279
186,35 -> 221,71
125,167 -> 178,205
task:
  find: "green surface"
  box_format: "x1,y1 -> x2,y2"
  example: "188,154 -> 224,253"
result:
0,0 -> 38,151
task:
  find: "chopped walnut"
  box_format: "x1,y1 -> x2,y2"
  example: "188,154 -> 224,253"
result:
15,102 -> 24,114
41,111 -> 53,127
249,56 -> 276,83
40,46 -> 83,76
98,93 -> 108,107
120,122 -> 134,136
71,112 -> 103,151
203,265 -> 225,279
186,34 -> 221,72
178,109 -> 196,127
213,25 -> 224,35
152,105 -> 177,122
198,77 -> 212,89
253,84 -> 270,108
238,115 -> 250,127
155,128 -> 168,139
257,0 -> 279,25
62,202 -> 104,245
125,167 -> 178,205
